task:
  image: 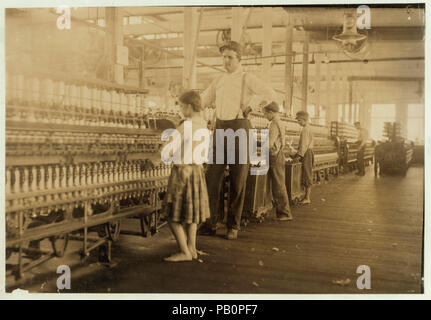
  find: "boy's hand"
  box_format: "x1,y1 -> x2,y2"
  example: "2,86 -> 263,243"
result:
243,106 -> 252,119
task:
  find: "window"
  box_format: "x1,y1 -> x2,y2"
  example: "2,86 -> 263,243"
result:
407,104 -> 424,145
345,105 -> 350,123
370,104 -> 396,141
307,104 -> 315,118
355,103 -> 360,123
129,16 -> 143,25
318,108 -> 326,125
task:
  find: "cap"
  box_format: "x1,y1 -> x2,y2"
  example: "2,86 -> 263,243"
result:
295,111 -> 309,121
263,101 -> 279,113
219,41 -> 242,58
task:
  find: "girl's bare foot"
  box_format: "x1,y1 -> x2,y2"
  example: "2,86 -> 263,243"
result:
188,246 -> 198,259
163,252 -> 193,262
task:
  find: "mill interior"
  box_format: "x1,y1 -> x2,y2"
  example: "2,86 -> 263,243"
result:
5,5 -> 425,294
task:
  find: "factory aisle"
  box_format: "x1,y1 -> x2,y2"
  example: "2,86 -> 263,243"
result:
13,166 -> 423,294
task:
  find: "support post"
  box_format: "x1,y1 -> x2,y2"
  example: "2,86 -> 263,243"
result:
262,7 -> 272,83
183,7 -> 198,89
335,61 -> 341,122
325,62 -> 332,125
284,18 -> 293,116
301,32 -> 309,112
231,7 -> 243,42
105,7 -> 124,83
314,54 -> 321,121
138,47 -> 145,90
348,80 -> 353,123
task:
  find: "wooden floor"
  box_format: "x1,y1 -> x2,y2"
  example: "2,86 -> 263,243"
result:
11,165 -> 424,294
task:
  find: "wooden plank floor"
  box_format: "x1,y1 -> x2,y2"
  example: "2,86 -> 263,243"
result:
11,165 -> 424,294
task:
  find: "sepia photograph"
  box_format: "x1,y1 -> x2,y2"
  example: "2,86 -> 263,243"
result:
2,2 -> 426,297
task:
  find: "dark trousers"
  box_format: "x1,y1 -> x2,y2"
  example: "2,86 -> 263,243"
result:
357,145 -> 365,174
302,149 -> 314,188
268,151 -> 291,216
205,119 -> 250,230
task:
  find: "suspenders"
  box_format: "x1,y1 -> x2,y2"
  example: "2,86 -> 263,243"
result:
236,72 -> 247,119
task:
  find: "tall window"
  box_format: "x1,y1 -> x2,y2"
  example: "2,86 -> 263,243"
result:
319,108 -> 326,126
355,104 -> 360,123
345,105 -> 350,123
370,104 -> 396,141
407,104 -> 424,145
307,104 -> 316,119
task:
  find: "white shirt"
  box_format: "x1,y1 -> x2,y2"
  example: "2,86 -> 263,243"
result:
201,66 -> 277,121
171,116 -> 210,164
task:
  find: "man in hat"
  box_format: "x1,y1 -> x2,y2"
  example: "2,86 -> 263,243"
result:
200,41 -> 278,240
263,101 -> 293,221
354,121 -> 369,176
292,111 -> 314,205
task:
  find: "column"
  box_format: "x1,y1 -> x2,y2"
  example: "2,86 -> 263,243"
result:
262,7 -> 272,84
284,18 -> 293,116
231,7 -> 243,42
105,7 -> 124,83
301,32 -> 309,112
314,54 -> 321,120
325,62 -> 332,124
183,7 -> 198,89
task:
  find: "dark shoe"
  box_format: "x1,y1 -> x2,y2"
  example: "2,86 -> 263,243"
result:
198,225 -> 217,236
299,199 -> 311,205
277,213 -> 293,221
226,229 -> 238,240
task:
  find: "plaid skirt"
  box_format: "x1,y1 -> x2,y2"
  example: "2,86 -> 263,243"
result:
163,164 -> 210,224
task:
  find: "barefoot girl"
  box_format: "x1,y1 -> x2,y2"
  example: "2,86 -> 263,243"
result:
162,90 -> 211,262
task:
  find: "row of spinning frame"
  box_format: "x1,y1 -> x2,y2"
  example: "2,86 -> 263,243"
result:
5,72 -> 178,281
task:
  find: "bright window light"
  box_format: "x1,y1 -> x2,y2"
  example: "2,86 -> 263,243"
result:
370,104 -> 396,141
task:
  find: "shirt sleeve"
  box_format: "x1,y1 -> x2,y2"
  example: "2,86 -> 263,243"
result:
297,126 -> 311,157
269,122 -> 278,154
245,73 -> 278,104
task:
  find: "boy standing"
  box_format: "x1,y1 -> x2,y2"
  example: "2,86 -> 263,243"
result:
263,102 -> 293,221
293,111 -> 314,205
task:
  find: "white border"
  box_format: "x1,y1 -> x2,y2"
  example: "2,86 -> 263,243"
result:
0,0 -> 429,300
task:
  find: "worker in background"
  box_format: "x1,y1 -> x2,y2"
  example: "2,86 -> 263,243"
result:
200,40 -> 278,240
292,111 -> 314,205
354,121 -> 369,176
263,102 -> 293,221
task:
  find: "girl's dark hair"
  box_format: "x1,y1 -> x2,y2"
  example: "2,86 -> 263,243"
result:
179,90 -> 202,112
